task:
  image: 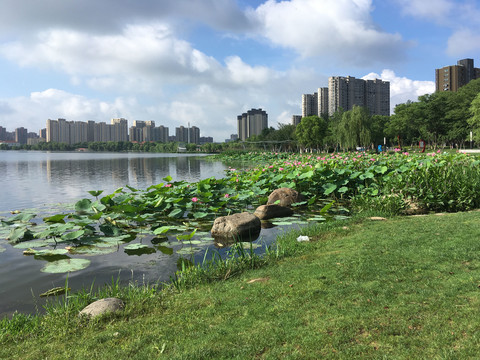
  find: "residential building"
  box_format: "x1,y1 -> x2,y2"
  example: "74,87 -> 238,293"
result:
301,93 -> 318,117
110,118 -> 128,142
15,127 -> 28,144
237,108 -> 268,141
435,58 -> 480,92
292,115 -> 302,126
175,126 -> 189,143
328,76 -> 390,116
0,126 -> 6,141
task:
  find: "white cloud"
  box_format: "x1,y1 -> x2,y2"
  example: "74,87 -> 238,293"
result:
225,56 -> 276,85
0,0 -> 252,36
0,24 -> 224,93
394,0 -> 454,23
250,0 -> 409,66
363,69 -> 435,112
447,29 -> 480,57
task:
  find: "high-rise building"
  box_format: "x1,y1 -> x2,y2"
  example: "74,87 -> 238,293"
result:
0,126 -> 6,141
176,126 -> 189,143
328,76 -> 390,116
15,127 -> 28,144
435,58 -> 480,92
292,115 -> 302,126
237,108 -> 268,141
189,126 -> 200,144
302,93 -> 318,117
111,118 -> 128,142
318,88 -> 329,116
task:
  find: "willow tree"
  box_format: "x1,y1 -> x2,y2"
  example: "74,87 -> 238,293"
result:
468,93 -> 480,142
338,106 -> 371,150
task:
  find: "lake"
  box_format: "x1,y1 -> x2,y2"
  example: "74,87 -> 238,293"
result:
0,151 -> 298,318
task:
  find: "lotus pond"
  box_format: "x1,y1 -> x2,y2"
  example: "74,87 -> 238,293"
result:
2,149 -> 480,317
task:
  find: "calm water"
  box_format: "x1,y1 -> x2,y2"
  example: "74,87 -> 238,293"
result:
0,151 -> 296,318
0,150 -> 227,213
0,151 -> 231,317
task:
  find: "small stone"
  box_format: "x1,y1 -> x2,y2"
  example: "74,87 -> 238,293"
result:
296,235 -> 310,242
369,217 -> 387,221
79,297 -> 124,318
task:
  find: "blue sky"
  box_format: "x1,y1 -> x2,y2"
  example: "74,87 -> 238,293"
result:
0,0 -> 479,142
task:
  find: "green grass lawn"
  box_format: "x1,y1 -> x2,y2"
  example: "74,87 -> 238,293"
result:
3,211 -> 480,359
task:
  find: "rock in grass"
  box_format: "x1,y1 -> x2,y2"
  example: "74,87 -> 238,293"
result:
79,298 -> 124,318
254,204 -> 294,220
267,188 -> 304,207
211,212 -> 261,240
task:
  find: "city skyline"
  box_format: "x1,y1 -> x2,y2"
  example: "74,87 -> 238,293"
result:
0,118 -> 212,145
0,1 -> 479,141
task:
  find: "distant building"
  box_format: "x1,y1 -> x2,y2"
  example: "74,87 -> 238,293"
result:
15,127 -> 28,144
175,126 -> 189,143
292,115 -> 302,126
302,77 -> 389,118
46,118 -> 129,144
435,58 -> 480,92
225,134 -> 238,143
0,126 -> 7,141
237,108 -> 268,141
302,93 -> 318,118
27,137 -> 46,145
199,136 -> 213,145
328,76 -> 390,116
174,125 -> 200,144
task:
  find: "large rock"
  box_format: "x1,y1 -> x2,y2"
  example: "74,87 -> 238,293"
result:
211,212 -> 261,240
254,204 -> 294,220
267,188 -> 304,207
79,297 -> 124,318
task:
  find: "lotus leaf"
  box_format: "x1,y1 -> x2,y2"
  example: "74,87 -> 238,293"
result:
24,248 -> 69,256
67,246 -> 118,256
0,245 -> 5,253
123,243 -> 150,250
41,258 -> 91,273
271,221 -> 293,226
176,247 -> 201,255
13,239 -> 57,249
238,242 -> 262,249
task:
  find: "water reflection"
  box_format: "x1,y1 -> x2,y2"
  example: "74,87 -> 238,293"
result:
0,151 -> 228,212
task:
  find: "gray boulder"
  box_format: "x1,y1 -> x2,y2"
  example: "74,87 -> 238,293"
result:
79,297 -> 124,318
267,188 -> 304,207
254,204 -> 294,220
211,212 -> 261,240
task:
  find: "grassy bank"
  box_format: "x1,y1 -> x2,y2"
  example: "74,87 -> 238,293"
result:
3,211 -> 480,359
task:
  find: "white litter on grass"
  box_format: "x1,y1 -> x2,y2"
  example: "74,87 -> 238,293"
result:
296,235 -> 310,242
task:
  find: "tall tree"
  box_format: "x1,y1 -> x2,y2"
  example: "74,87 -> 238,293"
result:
294,115 -> 328,152
337,106 -> 371,150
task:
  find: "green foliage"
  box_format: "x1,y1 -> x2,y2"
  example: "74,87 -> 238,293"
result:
294,115 -> 328,150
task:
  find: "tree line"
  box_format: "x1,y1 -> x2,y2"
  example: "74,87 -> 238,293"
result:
3,79 -> 480,153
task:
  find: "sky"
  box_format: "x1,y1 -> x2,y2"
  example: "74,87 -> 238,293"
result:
0,0 -> 479,142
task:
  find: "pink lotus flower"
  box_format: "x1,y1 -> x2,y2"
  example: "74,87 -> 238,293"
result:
165,183 -> 172,187
191,197 -> 199,202
224,194 -> 230,198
